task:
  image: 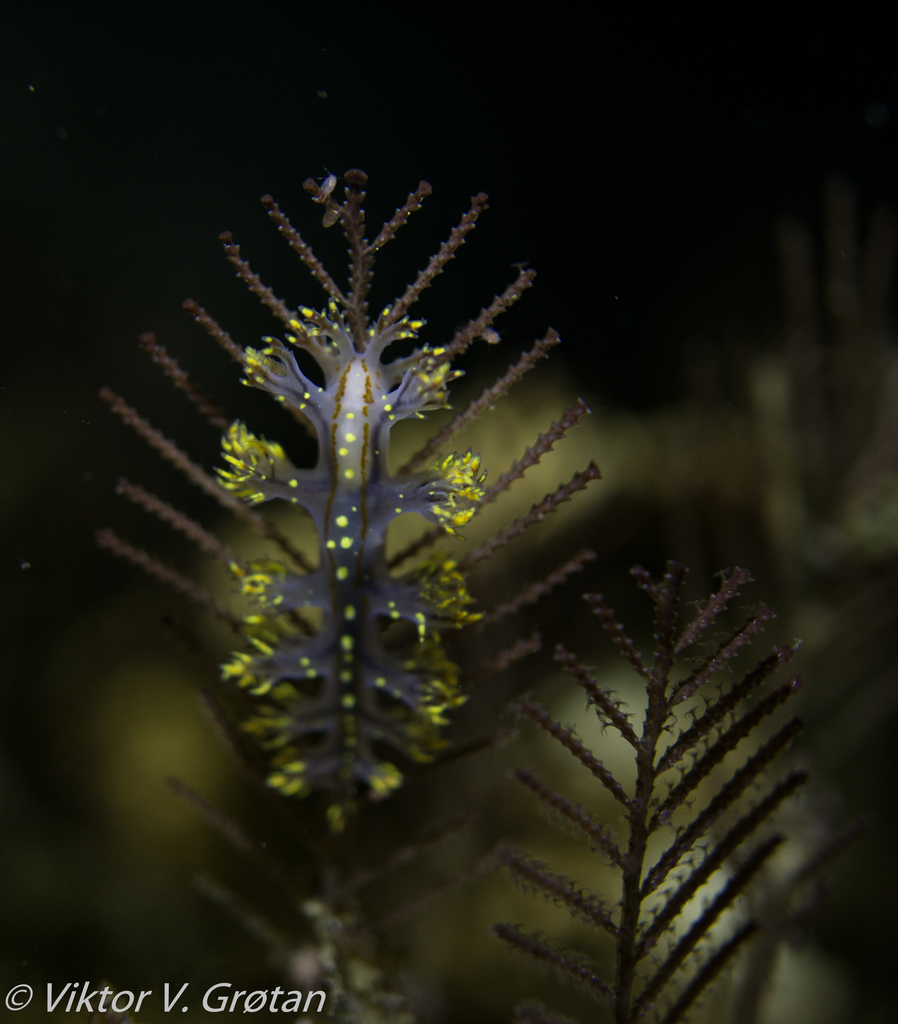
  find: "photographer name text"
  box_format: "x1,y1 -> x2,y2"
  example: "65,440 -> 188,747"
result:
4,982 -> 326,1014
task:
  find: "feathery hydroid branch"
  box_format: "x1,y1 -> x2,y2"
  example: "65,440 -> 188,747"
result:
495,563 -> 812,1024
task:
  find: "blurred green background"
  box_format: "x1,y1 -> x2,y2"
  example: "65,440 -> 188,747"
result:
1,6 -> 897,1022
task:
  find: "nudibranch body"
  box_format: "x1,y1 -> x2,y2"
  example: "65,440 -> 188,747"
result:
99,168 -> 596,828
218,264 -> 484,815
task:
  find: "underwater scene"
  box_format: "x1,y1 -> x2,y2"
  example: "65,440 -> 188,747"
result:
1,8 -> 896,1023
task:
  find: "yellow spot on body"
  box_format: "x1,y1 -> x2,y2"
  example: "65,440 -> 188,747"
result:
340,536 -> 352,549
345,432 -> 356,442
338,447 -> 349,456
336,515 -> 348,527
340,669 -> 353,682
289,479 -> 298,488
344,605 -> 356,620
326,540 -> 336,549
342,694 -> 356,708
336,567 -> 349,580
344,469 -> 355,479
384,403 -> 392,411
347,412 -> 355,419
395,507 -> 402,513
341,635 -> 354,652
375,677 -> 387,688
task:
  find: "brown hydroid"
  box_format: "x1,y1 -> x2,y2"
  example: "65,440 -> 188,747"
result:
494,562 -> 813,1024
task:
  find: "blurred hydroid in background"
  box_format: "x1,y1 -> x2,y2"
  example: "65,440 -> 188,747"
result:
1,6 -> 897,1022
